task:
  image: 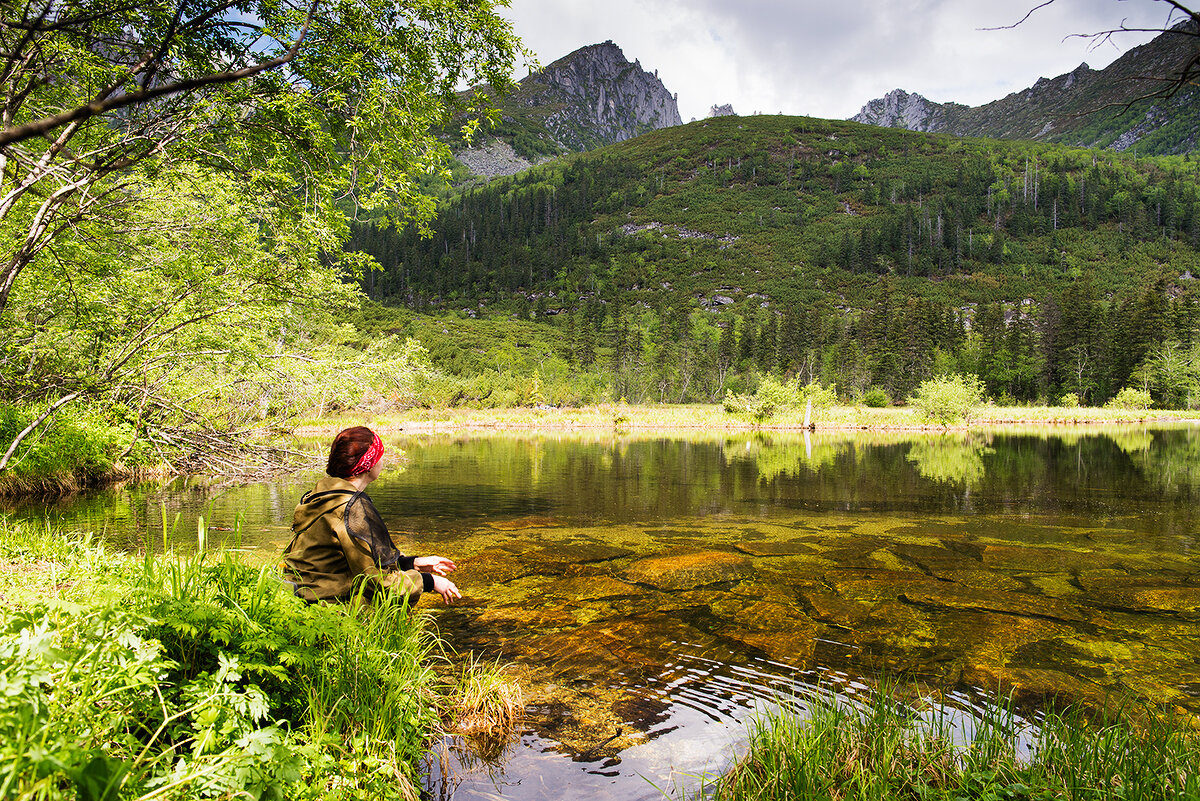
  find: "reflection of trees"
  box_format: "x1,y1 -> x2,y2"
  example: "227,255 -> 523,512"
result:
905,434 -> 995,487
1107,428 -> 1155,457
1120,428 -> 1200,496
726,433 -> 849,481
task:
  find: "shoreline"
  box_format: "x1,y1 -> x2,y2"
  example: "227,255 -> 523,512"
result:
289,403 -> 1199,437
5,404 -> 1195,497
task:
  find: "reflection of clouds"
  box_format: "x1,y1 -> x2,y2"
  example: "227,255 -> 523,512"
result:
905,433 -> 994,487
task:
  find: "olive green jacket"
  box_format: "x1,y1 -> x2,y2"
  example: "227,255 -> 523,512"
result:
281,476 -> 432,603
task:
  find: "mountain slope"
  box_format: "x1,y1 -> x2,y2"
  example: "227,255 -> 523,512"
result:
853,23 -> 1200,155
350,116 -> 1200,404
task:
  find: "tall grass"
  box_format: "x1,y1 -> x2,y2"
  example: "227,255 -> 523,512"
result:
0,516 -> 521,801
696,687 -> 1200,801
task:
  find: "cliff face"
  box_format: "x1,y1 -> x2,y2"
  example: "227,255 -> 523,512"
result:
463,41 -> 683,175
852,23 -> 1200,155
528,41 -> 683,151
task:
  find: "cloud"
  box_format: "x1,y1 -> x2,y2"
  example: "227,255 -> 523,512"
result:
502,0 -> 1177,121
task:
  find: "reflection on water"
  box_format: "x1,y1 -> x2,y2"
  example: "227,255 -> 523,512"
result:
8,425 -> 1200,800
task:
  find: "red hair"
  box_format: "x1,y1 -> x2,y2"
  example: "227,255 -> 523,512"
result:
327,427 -> 382,478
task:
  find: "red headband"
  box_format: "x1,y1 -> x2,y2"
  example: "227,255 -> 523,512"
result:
349,432 -> 384,477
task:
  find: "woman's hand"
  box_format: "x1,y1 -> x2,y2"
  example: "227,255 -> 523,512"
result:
431,574 -> 461,605
413,555 -> 456,575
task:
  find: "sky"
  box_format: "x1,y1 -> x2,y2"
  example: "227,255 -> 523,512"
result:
499,0 -> 1191,122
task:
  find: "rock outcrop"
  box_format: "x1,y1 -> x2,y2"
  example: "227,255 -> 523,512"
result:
851,89 -> 954,133
458,41 -> 682,178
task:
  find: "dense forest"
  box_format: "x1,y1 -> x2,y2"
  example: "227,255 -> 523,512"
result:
348,116 -> 1200,407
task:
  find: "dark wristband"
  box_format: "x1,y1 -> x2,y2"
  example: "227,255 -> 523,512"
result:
422,572 -> 435,592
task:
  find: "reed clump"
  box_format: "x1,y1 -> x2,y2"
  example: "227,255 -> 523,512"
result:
446,655 -> 524,735
697,687 -> 1200,801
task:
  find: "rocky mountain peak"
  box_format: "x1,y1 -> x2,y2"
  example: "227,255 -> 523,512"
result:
851,89 -> 946,132
522,40 -> 683,152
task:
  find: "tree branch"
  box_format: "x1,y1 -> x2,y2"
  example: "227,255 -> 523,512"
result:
0,0 -> 318,147
0,390 -> 80,471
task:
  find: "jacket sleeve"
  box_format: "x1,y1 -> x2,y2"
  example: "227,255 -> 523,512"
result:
336,524 -> 433,601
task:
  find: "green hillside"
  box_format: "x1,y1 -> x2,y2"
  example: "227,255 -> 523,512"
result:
348,115 -> 1200,407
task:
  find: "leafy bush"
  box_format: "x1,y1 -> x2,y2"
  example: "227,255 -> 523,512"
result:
862,388 -> 890,408
723,392 -> 777,423
1059,392 -> 1080,408
798,382 -> 838,410
756,376 -> 802,411
1106,387 -> 1154,411
907,374 -> 985,425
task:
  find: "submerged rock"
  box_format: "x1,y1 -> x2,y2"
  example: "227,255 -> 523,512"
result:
798,590 -> 873,627
488,515 -> 563,531
901,583 -> 1090,624
621,550 -> 753,591
527,542 -> 633,574
724,625 -> 823,667
734,540 -> 819,557
981,545 -> 1121,572
1088,586 -> 1200,619
455,550 -> 538,585
545,574 -> 640,601
709,598 -> 810,631
929,569 -> 1026,591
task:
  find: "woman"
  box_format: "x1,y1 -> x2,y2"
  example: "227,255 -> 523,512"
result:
282,426 -> 460,605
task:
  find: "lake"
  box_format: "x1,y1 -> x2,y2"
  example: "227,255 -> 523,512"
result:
11,425 -> 1200,800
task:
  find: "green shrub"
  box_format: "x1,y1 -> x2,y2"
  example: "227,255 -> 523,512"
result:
755,376 -> 802,411
907,374 -> 985,425
0,520 -> 451,801
862,388 -> 889,408
723,392 -> 776,422
1106,387 -> 1154,411
798,381 -> 838,409
1059,392 -> 1080,407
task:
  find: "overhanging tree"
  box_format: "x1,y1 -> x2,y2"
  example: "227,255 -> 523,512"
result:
0,0 -> 524,474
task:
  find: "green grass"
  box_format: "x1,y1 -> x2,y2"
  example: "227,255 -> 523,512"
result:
0,516 -> 520,801
294,401 -> 1194,437
696,686 -> 1200,801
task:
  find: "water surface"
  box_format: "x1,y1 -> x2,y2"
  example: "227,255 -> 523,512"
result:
11,426 -> 1200,800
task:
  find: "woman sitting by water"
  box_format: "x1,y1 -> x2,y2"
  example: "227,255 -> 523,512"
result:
282,426 -> 461,605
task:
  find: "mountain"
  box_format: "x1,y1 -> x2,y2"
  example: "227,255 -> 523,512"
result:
852,23 -> 1200,155
351,115 -> 1200,404
456,41 -> 682,177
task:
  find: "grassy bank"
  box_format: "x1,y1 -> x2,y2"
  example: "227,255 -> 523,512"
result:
293,402 -> 1197,436
0,517 -> 518,801
695,687 -> 1200,801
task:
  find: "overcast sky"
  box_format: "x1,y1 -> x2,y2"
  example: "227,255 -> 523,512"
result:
499,0 -> 1189,121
